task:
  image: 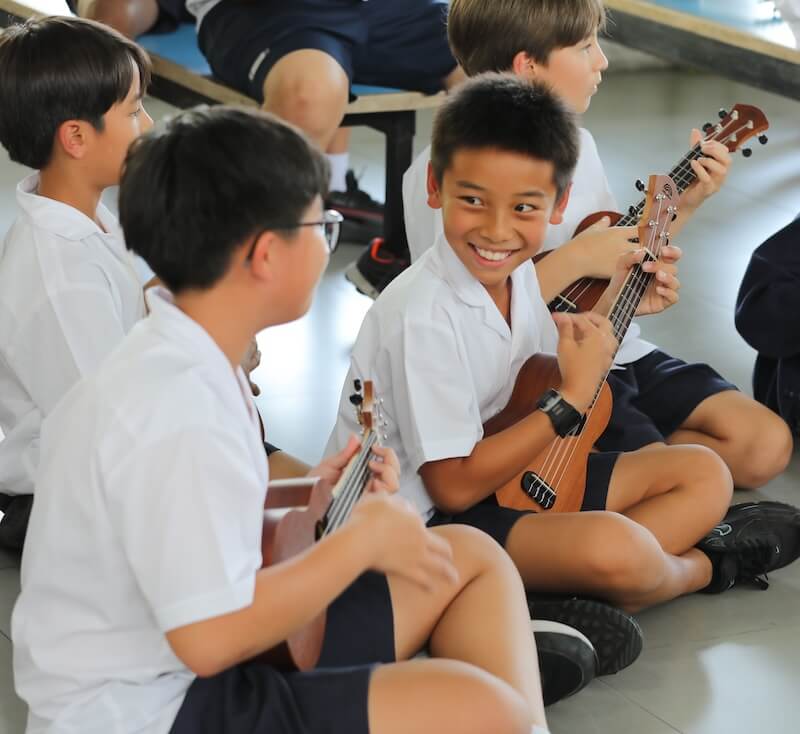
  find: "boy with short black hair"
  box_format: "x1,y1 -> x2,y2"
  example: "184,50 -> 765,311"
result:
13,104 -> 550,734
0,16 -> 154,550
331,75 -> 800,674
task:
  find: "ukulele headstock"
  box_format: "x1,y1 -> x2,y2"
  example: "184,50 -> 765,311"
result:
638,175 -> 679,258
703,104 -> 769,156
349,379 -> 376,433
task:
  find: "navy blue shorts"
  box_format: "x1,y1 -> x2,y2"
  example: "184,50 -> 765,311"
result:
197,0 -> 456,101
169,571 -> 394,734
427,452 -> 620,547
595,349 -> 738,453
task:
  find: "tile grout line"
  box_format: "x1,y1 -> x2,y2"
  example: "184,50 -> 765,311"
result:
597,680 -> 684,734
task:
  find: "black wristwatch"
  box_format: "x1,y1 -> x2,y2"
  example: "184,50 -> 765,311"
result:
536,389 -> 583,437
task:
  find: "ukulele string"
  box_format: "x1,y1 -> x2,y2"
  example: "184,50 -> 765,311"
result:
538,193 -> 670,492
323,431 -> 378,534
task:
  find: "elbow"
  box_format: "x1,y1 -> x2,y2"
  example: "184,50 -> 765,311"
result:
166,631 -> 234,679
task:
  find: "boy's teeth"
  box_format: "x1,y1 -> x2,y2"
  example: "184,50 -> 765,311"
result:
475,246 -> 510,262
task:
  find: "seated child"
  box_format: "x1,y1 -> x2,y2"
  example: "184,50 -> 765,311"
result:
736,215 -> 800,437
329,75 -> 800,675
402,0 -> 793,490
0,16 -> 154,550
12,105 -> 550,734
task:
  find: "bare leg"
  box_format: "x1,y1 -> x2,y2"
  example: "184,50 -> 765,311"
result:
368,659 -> 532,734
666,391 -> 793,489
327,128 -> 351,155
262,49 -> 349,150
79,0 -> 160,38
387,525 -> 546,728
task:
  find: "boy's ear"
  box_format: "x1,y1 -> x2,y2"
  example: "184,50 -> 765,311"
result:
246,230 -> 278,284
55,120 -> 91,161
426,162 -> 443,210
511,50 -> 538,81
549,183 -> 572,226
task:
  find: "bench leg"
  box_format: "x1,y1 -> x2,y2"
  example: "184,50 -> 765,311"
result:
342,110 -> 415,259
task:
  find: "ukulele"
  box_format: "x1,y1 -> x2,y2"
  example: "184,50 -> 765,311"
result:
541,104 -> 769,315
485,175 -> 678,513
258,379 -> 380,671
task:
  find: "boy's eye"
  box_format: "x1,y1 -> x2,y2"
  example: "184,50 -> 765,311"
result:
515,203 -> 538,214
459,196 -> 483,207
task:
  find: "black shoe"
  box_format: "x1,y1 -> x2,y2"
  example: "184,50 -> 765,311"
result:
0,493 -> 32,553
326,170 -> 384,245
698,501 -> 800,592
528,594 -> 643,676
532,619 -> 596,706
345,238 -> 409,299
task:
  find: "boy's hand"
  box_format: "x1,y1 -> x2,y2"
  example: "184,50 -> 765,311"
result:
570,218 -> 639,279
680,129 -> 731,212
553,311 -> 617,413
350,492 -> 459,591
309,438 -> 400,493
242,337 -> 261,396
598,245 -> 682,318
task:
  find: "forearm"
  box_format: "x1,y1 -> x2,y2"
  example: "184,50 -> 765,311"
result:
534,244 -> 587,303
421,411 -> 558,514
268,451 -> 311,479
166,524 -> 369,676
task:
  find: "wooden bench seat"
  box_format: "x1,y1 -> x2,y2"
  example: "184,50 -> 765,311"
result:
0,0 -> 446,247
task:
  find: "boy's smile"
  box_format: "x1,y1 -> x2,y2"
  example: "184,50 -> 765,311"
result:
428,147 -> 567,309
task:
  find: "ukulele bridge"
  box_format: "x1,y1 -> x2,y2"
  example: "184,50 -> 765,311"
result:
548,293 -> 578,313
521,472 -> 557,510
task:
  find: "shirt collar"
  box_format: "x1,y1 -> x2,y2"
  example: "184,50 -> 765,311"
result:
16,172 -> 121,243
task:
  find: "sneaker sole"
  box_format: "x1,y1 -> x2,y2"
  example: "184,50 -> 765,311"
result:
345,262 -> 380,300
529,597 -> 643,676
530,620 -> 597,706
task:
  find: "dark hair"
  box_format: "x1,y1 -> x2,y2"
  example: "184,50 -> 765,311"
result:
430,74 -> 579,200
448,0 -> 606,76
119,106 -> 330,293
0,16 -> 150,170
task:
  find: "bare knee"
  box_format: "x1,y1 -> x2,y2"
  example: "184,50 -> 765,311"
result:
429,524 -> 522,587
584,513 -> 665,597
85,0 -> 159,37
684,445 -> 733,517
262,52 -> 348,145
733,412 -> 793,489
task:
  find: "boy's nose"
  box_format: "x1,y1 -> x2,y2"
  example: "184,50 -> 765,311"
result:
480,212 -> 513,243
595,45 -> 609,72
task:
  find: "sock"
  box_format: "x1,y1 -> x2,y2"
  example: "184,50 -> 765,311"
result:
327,152 -> 349,193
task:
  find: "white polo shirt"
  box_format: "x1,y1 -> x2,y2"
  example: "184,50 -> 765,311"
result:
327,234 -> 559,518
12,288 -> 268,734
0,173 -> 147,497
402,129 -> 656,365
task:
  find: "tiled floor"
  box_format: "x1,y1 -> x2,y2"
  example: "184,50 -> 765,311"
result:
0,63 -> 798,732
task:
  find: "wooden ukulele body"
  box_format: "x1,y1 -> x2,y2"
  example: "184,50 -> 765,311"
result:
483,354 -> 612,513
257,478 -> 330,671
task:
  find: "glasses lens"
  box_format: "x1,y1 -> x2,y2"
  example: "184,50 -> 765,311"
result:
324,210 -> 342,253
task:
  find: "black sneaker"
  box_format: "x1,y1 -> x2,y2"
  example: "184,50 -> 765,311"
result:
698,501 -> 800,592
326,170 -> 384,245
528,594 -> 643,676
345,238 -> 409,299
532,619 -> 596,706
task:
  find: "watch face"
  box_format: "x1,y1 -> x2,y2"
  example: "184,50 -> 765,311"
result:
541,390 -> 561,411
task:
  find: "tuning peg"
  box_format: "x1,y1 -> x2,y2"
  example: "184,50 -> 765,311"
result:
758,134 -> 768,145
349,393 -> 363,407
742,148 -> 753,158
635,178 -> 646,192
718,108 -> 728,119
702,122 -> 714,133
353,379 -> 362,392
628,206 -> 637,216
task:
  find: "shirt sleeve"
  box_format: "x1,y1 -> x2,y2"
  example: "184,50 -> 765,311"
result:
735,216 -> 800,359
12,265 -> 129,416
104,426 -> 263,632
384,315 -> 483,473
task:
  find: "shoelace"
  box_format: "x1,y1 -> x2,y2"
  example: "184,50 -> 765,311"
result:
735,537 -> 780,590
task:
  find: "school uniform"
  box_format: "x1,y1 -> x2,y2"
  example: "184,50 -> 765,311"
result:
736,215 -> 800,435
327,234 -> 619,545
187,0 -> 456,102
13,287 -> 392,734
0,173 -> 146,501
402,131 -> 736,453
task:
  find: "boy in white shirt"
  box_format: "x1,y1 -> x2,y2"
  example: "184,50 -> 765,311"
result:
0,16 -> 154,550
330,74 -> 800,676
403,0 -> 793,491
13,105 -> 552,734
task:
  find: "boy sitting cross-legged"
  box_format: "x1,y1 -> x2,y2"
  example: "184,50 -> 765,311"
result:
329,75 -> 800,677
12,105 -> 553,734
403,0 -> 793,490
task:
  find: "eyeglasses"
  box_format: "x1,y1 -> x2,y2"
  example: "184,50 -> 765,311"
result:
246,209 -> 344,259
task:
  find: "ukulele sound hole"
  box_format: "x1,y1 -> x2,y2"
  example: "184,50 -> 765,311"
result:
521,472 -> 557,510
